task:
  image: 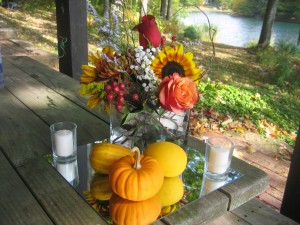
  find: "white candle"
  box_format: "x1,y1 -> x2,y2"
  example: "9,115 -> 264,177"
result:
56,161 -> 76,182
208,147 -> 230,174
54,129 -> 73,157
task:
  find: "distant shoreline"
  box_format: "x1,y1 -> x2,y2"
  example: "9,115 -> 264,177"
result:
189,5 -> 300,24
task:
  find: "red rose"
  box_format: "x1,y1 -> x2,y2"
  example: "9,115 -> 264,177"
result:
159,73 -> 199,114
133,15 -> 162,48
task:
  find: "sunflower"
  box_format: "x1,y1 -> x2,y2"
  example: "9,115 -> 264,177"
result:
151,44 -> 202,83
80,46 -> 115,85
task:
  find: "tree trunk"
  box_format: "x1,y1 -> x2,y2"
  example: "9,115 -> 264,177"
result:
160,0 -> 167,19
166,0 -> 172,20
257,0 -> 279,48
141,0 -> 148,17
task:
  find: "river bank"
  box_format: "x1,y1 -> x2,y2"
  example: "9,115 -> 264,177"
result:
197,5 -> 300,23
182,8 -> 299,47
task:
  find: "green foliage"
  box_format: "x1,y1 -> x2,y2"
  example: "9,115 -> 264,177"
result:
277,0 -> 300,19
256,41 -> 300,87
230,0 -> 300,20
184,148 -> 204,202
21,0 -> 55,12
198,24 -> 219,42
231,0 -> 267,17
183,25 -> 200,40
196,81 -> 299,141
180,0 -> 204,6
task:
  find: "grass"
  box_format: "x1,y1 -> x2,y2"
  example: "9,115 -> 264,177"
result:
1,2 -> 299,149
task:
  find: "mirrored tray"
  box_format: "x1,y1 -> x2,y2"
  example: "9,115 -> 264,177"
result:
46,142 -> 243,223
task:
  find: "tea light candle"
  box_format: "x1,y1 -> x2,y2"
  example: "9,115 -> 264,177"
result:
54,129 -> 73,157
208,147 -> 230,174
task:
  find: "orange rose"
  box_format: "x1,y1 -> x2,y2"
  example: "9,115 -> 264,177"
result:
159,73 -> 199,114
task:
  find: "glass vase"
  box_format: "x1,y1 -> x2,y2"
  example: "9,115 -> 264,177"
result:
109,107 -> 190,152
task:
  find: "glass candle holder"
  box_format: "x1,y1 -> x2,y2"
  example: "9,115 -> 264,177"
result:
204,136 -> 234,181
54,158 -> 79,187
50,122 -> 77,162
200,175 -> 227,196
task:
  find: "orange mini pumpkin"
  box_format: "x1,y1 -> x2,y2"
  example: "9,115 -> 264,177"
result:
109,147 -> 164,201
109,193 -> 161,225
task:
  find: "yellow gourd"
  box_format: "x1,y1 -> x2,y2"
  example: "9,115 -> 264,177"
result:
90,173 -> 113,201
144,141 -> 187,177
156,176 -> 184,206
90,142 -> 133,174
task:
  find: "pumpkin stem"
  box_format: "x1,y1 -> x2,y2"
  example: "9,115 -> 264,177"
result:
132,147 -> 142,170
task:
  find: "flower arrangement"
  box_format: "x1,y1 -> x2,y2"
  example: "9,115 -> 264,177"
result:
80,15 -> 204,116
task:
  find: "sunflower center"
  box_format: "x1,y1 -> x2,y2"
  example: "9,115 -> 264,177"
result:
161,61 -> 185,78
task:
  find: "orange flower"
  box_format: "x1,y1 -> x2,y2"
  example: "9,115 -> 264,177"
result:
159,73 -> 198,114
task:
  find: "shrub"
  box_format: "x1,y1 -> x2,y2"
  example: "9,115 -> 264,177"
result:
183,26 -> 200,40
256,40 -> 300,87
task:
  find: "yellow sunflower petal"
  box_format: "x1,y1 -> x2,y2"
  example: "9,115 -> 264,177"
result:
82,65 -> 96,75
102,46 -> 114,58
184,52 -> 194,61
87,94 -> 102,109
81,75 -> 95,84
157,51 -> 167,64
175,44 -> 184,62
164,46 -> 176,61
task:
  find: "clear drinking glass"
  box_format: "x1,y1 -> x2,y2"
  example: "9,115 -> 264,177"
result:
204,136 -> 235,181
50,122 -> 77,162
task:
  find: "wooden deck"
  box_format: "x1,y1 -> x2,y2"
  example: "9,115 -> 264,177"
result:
208,199 -> 298,225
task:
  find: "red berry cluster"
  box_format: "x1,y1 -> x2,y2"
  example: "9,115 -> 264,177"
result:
105,81 -> 125,111
104,81 -> 139,111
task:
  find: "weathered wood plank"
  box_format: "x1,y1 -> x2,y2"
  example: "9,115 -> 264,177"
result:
0,149 -> 53,225
17,156 -> 108,225
231,199 -> 299,225
0,58 -> 109,225
160,191 -> 229,224
0,87 -> 50,166
4,56 -> 108,122
3,58 -> 110,146
221,158 -> 269,210
207,212 -> 251,225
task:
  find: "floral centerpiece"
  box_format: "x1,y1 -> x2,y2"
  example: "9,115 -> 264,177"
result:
80,13 -> 205,150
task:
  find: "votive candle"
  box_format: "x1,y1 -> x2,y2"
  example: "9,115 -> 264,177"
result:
208,147 -> 230,174
54,129 -> 73,157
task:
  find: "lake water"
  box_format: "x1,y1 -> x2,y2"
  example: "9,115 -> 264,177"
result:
181,11 -> 299,47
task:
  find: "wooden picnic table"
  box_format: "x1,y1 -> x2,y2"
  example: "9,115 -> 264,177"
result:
0,56 -> 269,225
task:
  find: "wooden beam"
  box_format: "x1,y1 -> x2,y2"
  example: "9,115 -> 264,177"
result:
281,125 -> 300,223
55,0 -> 88,80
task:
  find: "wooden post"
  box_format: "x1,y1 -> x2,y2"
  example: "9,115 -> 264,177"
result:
281,125 -> 300,223
55,0 -> 88,80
